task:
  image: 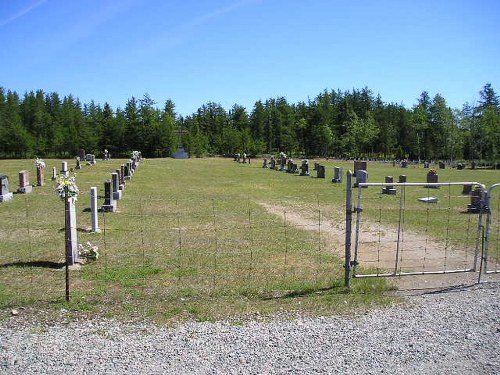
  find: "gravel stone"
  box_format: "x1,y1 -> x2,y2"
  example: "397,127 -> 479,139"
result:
0,281 -> 498,374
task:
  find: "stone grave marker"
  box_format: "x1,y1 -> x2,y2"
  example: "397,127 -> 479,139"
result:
124,164 -> 131,180
116,169 -> 124,191
316,165 -> 325,179
75,156 -> 82,170
354,169 -> 368,188
101,180 -> 117,212
90,187 -> 100,233
112,172 -> 122,200
354,160 -> 367,173
300,159 -> 309,176
17,170 -> 32,194
424,161 -> 430,168
401,160 -> 408,168
65,195 -> 79,265
36,166 -> 45,186
61,161 -> 69,177
467,186 -> 488,213
332,166 -> 343,183
270,156 -> 276,170
0,175 -> 13,202
51,166 -> 57,180
439,161 -> 445,169
262,158 -> 268,168
399,175 -> 407,183
426,170 -> 439,188
78,149 -> 86,160
382,176 -> 397,195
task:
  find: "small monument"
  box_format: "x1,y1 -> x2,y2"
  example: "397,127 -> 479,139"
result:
262,158 -> 268,168
332,166 -> 342,183
17,170 -> 33,194
354,169 -> 368,188
101,180 -> 117,212
300,159 -> 309,176
425,169 -> 439,189
382,176 -> 397,195
0,175 -> 13,202
316,165 -> 326,179
467,186 -> 489,213
112,172 -> 122,200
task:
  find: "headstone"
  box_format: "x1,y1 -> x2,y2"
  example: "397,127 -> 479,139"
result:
90,154 -> 96,165
36,166 -> 45,186
300,159 -> 309,176
462,184 -> 473,195
101,180 -> 117,212
354,169 -> 368,188
242,153 -> 247,163
0,175 -> 13,202
424,161 -> 430,168
78,149 -> 86,160
65,196 -> 79,265
174,147 -> 189,159
112,172 -> 122,200
382,176 -> 397,195
426,170 -> 439,188
17,170 -> 32,194
75,156 -> 82,170
467,186 -> 488,213
116,169 -> 124,191
398,175 -> 407,183
61,161 -> 69,177
262,158 -> 268,168
270,156 -> 276,170
439,161 -> 445,169
332,166 -> 343,183
471,161 -> 476,170
401,160 -> 408,168
120,165 -> 126,185
354,160 -> 367,173
316,165 -> 325,179
313,162 -> 319,171
280,153 -> 287,171
51,167 -> 57,181
124,164 -> 131,180
457,163 -> 465,170
90,187 -> 100,233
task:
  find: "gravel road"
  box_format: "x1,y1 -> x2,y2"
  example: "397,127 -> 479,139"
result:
1,281 -> 499,374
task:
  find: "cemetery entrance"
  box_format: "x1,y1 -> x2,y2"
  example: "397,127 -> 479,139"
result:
347,180 -> 490,281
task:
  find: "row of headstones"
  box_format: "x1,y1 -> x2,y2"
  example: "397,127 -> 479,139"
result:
0,165 -> 50,202
233,153 -> 251,164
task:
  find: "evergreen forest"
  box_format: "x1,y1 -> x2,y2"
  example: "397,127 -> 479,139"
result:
0,83 -> 498,164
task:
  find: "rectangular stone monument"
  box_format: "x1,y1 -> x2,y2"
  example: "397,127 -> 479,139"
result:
51,166 -> 57,180
316,165 -> 325,178
382,176 -> 397,195
398,175 -> 407,183
354,169 -> 368,188
17,170 -> 32,194
78,149 -> 86,160
120,165 -> 126,185
75,156 -> 82,170
61,161 -> 69,177
401,160 -> 408,168
0,175 -> 13,202
116,169 -> 124,191
90,187 -> 100,233
65,196 -> 79,265
467,186 -> 488,213
124,164 -> 131,180
36,166 -> 45,186
439,161 -> 445,169
112,172 -> 122,200
424,161 -> 430,168
101,180 -> 117,212
300,160 -> 309,176
354,160 -> 367,173
425,171 -> 439,189
332,166 -> 343,183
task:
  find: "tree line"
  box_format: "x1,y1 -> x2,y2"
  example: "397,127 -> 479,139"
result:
0,84 -> 498,163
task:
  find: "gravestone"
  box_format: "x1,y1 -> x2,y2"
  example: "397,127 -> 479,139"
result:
398,175 -> 407,183
0,175 -> 13,202
17,170 -> 32,194
382,176 -> 397,195
90,187 -> 100,233
124,164 -> 131,180
174,147 -> 189,159
279,153 -> 287,171
439,161 -> 445,169
457,163 -> 465,170
313,162 -> 319,171
101,180 -> 117,212
401,160 -> 408,168
354,169 -> 368,188
51,167 -> 57,181
120,165 -> 126,185
65,196 -> 79,265
354,160 -> 367,173
332,166 -> 343,183
426,171 -> 439,188
112,172 -> 122,200
316,165 -> 326,179
127,161 -> 134,177
424,161 -> 430,168
462,184 -> 473,195
116,169 -> 124,191
78,149 -> 86,160
36,166 -> 45,186
75,156 -> 82,170
270,156 -> 276,170
61,161 -> 69,177
300,159 -> 309,176
467,187 -> 488,213
262,158 -> 268,168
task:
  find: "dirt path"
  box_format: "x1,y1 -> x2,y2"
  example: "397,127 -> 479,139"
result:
259,202 -> 479,290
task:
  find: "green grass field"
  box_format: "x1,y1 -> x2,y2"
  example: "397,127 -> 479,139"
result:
0,157 -> 498,324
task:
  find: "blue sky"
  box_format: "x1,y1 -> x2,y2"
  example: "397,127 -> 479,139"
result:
1,0 -> 499,116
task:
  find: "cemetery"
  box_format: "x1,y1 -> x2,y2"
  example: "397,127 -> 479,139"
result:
0,156 -> 498,323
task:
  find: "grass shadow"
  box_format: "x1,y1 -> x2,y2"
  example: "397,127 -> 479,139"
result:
0,260 -> 65,269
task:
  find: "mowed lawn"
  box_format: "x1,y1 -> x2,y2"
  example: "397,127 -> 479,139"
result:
0,157 -> 498,323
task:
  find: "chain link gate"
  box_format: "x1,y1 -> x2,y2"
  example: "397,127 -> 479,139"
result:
344,170 -> 488,285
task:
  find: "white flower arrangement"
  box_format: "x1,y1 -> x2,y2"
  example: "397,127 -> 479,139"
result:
54,174 -> 80,200
79,241 -> 99,261
34,157 -> 46,169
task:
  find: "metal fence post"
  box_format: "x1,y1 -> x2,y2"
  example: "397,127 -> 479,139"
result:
344,170 -> 353,288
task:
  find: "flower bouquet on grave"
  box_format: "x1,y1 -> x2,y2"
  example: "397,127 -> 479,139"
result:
34,157 -> 46,169
78,241 -> 99,261
55,174 -> 79,201
427,169 -> 437,176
